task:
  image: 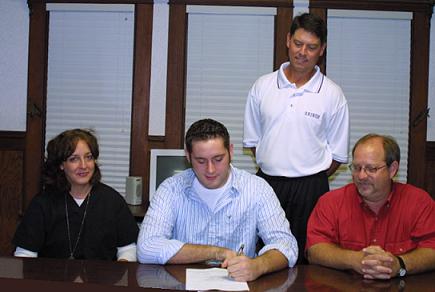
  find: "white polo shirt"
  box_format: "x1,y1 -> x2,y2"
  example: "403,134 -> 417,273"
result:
243,62 -> 349,177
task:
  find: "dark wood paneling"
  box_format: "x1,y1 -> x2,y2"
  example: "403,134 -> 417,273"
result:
274,7 -> 292,71
24,2 -> 48,209
165,3 -> 187,149
0,150 -> 23,256
130,4 -> 153,202
425,142 -> 435,199
170,0 -> 292,6
0,132 -> 25,150
310,0 -> 433,13
28,0 -> 154,4
408,12 -> 431,188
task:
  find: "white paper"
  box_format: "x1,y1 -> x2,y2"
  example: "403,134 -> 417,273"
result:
186,268 -> 249,291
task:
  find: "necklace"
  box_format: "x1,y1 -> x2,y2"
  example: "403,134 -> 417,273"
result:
65,190 -> 91,259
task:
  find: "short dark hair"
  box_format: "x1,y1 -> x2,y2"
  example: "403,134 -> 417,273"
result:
185,119 -> 230,154
290,13 -> 327,45
352,133 -> 401,166
43,128 -> 102,194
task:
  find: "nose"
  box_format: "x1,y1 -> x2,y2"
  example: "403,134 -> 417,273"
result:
206,161 -> 215,174
299,45 -> 308,55
79,157 -> 87,168
355,168 -> 368,180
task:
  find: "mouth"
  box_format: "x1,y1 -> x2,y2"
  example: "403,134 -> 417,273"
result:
76,171 -> 90,177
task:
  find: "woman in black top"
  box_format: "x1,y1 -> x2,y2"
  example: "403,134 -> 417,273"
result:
13,129 -> 139,261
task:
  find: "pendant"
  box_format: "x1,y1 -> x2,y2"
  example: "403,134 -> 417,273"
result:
69,254 -> 74,260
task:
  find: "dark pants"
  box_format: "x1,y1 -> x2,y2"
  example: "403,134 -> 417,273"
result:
257,169 -> 329,264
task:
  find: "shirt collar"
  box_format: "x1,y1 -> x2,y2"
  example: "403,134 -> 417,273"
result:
357,181 -> 396,210
277,61 -> 324,93
183,165 -> 241,199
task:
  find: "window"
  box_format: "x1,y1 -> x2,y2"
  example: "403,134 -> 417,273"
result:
185,6 -> 276,173
45,4 -> 134,195
327,10 -> 411,188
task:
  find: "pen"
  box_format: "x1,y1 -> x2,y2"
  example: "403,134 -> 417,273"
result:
236,244 -> 244,256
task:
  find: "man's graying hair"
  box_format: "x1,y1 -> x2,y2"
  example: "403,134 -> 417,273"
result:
352,133 -> 401,167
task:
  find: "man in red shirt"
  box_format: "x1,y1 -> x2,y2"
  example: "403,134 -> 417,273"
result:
306,133 -> 435,279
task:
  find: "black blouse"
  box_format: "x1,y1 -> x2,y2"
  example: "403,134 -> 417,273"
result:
13,182 -> 139,260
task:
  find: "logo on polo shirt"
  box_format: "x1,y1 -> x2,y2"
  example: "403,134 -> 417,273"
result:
304,111 -> 320,119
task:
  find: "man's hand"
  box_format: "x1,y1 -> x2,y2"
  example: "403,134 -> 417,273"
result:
222,254 -> 262,282
360,246 -> 398,279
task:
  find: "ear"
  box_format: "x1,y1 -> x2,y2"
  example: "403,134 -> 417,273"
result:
229,144 -> 234,161
319,43 -> 326,57
388,161 -> 399,179
286,33 -> 291,49
60,163 -> 64,171
184,149 -> 191,163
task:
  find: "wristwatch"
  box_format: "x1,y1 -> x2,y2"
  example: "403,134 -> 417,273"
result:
396,256 -> 407,277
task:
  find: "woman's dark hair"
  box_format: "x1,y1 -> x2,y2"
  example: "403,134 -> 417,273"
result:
42,128 -> 101,194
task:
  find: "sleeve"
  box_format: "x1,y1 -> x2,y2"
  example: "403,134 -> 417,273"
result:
306,194 -> 340,250
12,195 -> 48,252
136,180 -> 185,264
115,194 -> 139,247
117,243 -> 137,261
243,81 -> 262,148
326,91 -> 349,164
411,190 -> 435,248
256,179 -> 298,267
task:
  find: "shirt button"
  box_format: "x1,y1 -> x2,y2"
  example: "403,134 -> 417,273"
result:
373,239 -> 377,243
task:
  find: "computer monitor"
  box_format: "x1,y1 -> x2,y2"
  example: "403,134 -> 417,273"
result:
149,149 -> 191,202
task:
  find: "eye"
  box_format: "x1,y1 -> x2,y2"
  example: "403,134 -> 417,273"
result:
213,156 -> 223,163
196,158 -> 206,164
67,156 -> 80,163
293,40 -> 302,47
85,154 -> 94,161
365,166 -> 377,174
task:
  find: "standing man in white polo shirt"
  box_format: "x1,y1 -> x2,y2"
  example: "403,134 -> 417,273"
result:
243,13 -> 349,264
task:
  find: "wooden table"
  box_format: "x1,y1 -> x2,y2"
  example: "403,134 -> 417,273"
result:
1,256 -> 434,291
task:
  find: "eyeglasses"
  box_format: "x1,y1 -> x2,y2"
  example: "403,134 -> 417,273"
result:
348,164 -> 387,175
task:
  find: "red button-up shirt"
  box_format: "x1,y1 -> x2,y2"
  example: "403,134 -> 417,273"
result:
307,182 -> 435,255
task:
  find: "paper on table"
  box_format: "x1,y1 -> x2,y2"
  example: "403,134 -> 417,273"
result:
186,268 -> 249,291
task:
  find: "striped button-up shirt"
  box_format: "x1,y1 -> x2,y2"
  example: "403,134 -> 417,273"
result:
137,166 -> 298,266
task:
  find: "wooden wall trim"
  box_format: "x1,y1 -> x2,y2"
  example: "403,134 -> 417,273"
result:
165,3 -> 187,149
130,4 -> 153,202
25,2 -> 48,209
309,0 -> 433,13
407,11 -> 431,188
28,0 -> 154,5
426,141 -> 435,161
170,0 -> 293,7
274,7 -> 292,70
0,132 -> 26,150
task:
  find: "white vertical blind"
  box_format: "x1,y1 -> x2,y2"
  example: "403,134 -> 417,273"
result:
185,6 -> 275,173
327,11 -> 410,189
45,6 -> 134,195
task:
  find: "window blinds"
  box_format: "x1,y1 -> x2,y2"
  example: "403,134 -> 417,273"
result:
45,6 -> 134,195
327,10 -> 410,189
185,6 -> 275,174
